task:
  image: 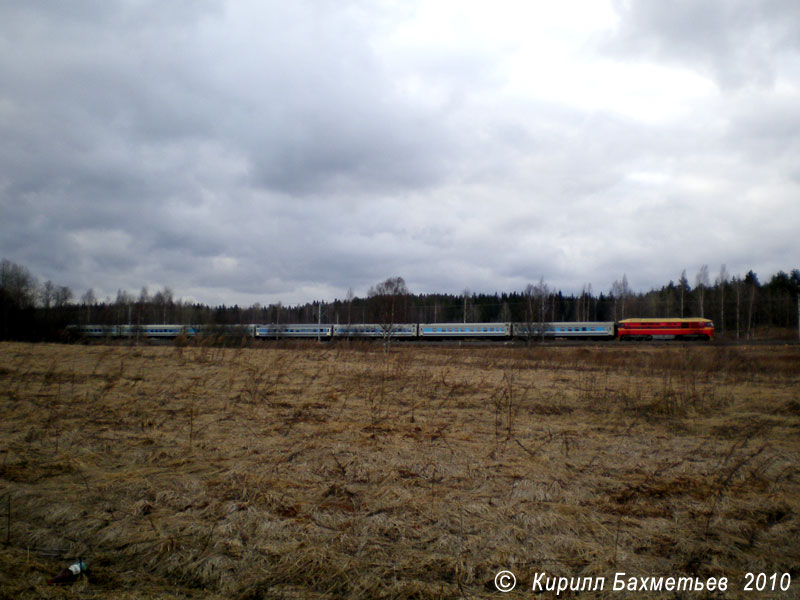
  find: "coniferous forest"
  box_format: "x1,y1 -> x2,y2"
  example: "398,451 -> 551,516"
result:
1,258 -> 799,341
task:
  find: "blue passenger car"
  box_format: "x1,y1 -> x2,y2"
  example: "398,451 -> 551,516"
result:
254,324 -> 333,338
512,322 -> 614,339
333,324 -> 418,338
418,323 -> 511,338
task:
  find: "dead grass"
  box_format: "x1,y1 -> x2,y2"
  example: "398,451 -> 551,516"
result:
1,341 -> 799,598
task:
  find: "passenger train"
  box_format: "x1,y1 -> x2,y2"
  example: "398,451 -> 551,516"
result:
67,318 -> 714,341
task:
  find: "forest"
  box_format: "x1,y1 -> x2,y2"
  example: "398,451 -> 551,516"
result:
1,258 -> 798,341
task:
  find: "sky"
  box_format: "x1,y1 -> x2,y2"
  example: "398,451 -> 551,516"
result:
1,0 -> 799,307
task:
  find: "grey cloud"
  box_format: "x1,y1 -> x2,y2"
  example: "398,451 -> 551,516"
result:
723,96 -> 800,165
1,1 -> 797,307
606,0 -> 800,88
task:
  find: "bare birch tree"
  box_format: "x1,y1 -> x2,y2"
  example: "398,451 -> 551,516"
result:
745,271 -> 758,338
523,283 -> 536,345
611,280 -> 621,321
115,289 -> 133,325
732,275 -> 742,339
586,283 -> 593,320
716,264 -> 728,333
534,277 -> 550,341
611,275 -> 630,320
368,276 -> 409,347
695,265 -> 710,318
40,280 -> 55,311
498,301 -> 512,323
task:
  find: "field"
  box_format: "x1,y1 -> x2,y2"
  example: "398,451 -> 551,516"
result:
0,340 -> 799,599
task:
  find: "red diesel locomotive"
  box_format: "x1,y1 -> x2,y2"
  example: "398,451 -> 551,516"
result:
617,318 -> 714,341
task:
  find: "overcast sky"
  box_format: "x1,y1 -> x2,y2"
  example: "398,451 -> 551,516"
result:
1,0 -> 798,307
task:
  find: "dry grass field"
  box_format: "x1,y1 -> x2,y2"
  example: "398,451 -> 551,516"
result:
0,340 -> 798,599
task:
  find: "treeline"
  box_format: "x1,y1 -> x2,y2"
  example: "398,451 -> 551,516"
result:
1,258 -> 798,341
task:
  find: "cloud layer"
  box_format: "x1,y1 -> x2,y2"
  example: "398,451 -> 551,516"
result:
1,0 -> 798,306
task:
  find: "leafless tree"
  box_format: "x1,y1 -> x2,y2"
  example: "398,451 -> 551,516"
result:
115,289 -> 134,325
621,274 -> 630,318
498,301 -> 512,323
745,271 -> 758,339
368,276 -> 409,346
273,301 -> 283,338
137,287 -> 150,325
523,277 -> 550,343
462,289 -> 482,322
152,287 -> 173,324
611,274 -> 630,320
248,302 -> 262,324
716,264 -> 728,333
523,283 -> 536,344
583,283 -> 597,321
732,275 -> 742,339
0,259 -> 38,339
0,260 -> 38,308
40,280 -> 56,310
81,288 -> 96,323
578,283 -> 592,321
54,285 -> 72,308
695,265 -> 710,318
611,280 -> 621,320
534,277 -> 550,341
346,287 -> 355,330
314,300 -> 327,341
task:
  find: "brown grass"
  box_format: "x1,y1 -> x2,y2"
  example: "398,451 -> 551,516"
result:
1,341 -> 799,599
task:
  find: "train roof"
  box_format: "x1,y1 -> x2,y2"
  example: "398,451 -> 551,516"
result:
419,322 -> 510,327
618,317 -> 713,323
